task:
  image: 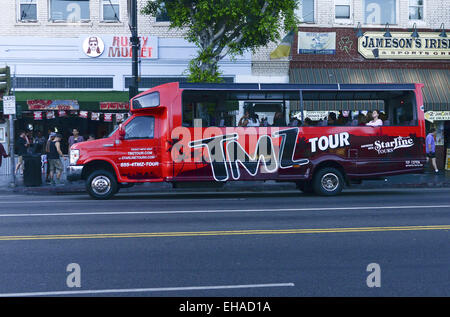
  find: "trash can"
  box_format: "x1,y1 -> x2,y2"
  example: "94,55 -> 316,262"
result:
23,154 -> 42,187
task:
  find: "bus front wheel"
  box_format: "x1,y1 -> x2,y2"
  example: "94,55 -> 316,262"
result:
312,167 -> 344,196
86,170 -> 118,200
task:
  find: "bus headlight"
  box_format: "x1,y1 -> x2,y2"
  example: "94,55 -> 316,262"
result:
70,149 -> 80,165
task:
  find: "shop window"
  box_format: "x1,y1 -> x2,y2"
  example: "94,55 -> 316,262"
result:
18,0 -> 37,22
409,0 -> 424,21
125,116 -> 155,139
363,0 -> 397,25
295,0 -> 315,23
16,77 -> 113,89
49,0 -> 90,22
154,2 -> 170,22
335,0 -> 352,23
102,0 -> 120,22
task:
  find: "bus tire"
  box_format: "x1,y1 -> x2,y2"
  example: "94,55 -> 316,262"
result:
312,167 -> 344,196
86,169 -> 118,200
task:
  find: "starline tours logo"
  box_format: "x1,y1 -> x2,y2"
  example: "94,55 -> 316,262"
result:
82,36 -> 105,58
361,136 -> 414,154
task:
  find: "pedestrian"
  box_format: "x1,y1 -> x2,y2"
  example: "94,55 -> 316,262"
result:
87,134 -> 95,141
68,128 -> 84,149
426,128 -> 438,173
15,131 -> 30,175
0,142 -> 9,167
48,133 -> 64,185
26,130 -> 34,154
44,132 -> 56,183
33,130 -> 46,154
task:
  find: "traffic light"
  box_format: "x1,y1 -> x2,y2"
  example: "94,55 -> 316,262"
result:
0,66 -> 11,96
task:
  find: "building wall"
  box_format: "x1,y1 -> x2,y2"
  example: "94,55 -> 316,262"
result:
0,0 -> 252,90
296,0 -> 449,29
0,0 -> 185,37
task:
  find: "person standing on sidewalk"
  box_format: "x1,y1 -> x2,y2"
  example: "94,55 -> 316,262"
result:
15,131 -> 30,175
48,134 -> 64,185
426,128 -> 438,173
44,132 -> 56,184
68,128 -> 84,149
0,142 -> 9,167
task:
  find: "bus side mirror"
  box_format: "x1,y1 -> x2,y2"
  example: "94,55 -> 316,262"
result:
118,124 -> 126,140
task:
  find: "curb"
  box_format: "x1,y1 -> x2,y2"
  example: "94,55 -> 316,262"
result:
5,180 -> 450,195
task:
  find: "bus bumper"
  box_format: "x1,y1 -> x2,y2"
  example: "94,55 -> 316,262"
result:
67,165 -> 84,181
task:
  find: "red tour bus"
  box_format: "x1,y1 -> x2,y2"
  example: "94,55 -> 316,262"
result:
68,82 -> 426,199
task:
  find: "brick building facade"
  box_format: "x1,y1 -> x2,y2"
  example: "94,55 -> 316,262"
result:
284,0 -> 449,169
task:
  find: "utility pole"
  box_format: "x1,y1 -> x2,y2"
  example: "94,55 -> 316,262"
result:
1,66 -> 15,187
128,0 -> 140,99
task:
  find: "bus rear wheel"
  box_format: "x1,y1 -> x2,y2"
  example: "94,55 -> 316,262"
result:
86,170 -> 118,200
312,167 -> 344,196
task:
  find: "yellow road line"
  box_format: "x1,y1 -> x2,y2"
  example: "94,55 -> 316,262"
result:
0,225 -> 449,241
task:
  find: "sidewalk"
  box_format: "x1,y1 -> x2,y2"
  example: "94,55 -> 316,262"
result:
0,169 -> 449,195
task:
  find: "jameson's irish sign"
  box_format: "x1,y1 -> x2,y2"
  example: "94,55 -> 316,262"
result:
358,32 -> 450,59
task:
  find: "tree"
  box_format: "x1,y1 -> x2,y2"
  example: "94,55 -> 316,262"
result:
142,0 -> 298,83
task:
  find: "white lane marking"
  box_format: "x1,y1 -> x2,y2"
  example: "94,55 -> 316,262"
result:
0,282 -> 295,297
0,205 -> 449,217
0,198 -> 246,204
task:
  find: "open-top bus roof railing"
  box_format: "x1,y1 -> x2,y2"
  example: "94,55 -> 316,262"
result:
179,82 -> 418,91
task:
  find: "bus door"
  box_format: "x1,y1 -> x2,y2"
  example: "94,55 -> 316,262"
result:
114,115 -> 162,182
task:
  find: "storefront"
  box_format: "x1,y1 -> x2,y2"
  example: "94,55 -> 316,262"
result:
10,91 -> 130,153
290,26 -> 450,170
0,34 -> 251,154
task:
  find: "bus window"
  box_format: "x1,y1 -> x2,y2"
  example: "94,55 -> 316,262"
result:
384,91 -> 417,126
181,90 -> 299,127
298,90 -> 417,127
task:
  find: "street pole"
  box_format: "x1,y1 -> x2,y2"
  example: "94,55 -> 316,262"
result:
9,112 -> 15,187
129,0 -> 139,99
8,68 -> 16,187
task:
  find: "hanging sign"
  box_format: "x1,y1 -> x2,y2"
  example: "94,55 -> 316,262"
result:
33,111 -> 43,120
104,113 -> 113,122
91,112 -> 100,121
116,113 -> 125,122
298,32 -> 336,55
46,111 -> 55,119
3,95 -> 16,115
28,100 -> 80,110
358,32 -> 450,59
100,102 -> 129,110
424,111 -> 450,123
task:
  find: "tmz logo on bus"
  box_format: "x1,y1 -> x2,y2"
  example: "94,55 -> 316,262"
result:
170,126 -> 350,181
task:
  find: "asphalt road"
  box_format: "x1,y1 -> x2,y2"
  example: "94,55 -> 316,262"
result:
0,188 -> 449,297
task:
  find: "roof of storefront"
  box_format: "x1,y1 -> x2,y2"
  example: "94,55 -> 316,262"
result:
289,68 -> 449,111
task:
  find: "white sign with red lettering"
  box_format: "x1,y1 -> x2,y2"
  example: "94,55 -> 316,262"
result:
80,35 -> 158,59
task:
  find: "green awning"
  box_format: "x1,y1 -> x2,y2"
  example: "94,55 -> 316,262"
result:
289,68 -> 450,111
15,91 -> 129,103
2,91 -> 130,113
